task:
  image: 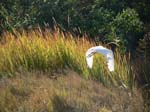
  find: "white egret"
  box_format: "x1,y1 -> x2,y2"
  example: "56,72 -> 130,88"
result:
86,46 -> 114,72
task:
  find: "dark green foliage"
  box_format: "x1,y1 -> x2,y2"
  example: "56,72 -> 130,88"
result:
126,0 -> 150,23
109,8 -> 143,52
0,0 -> 36,33
0,0 -> 147,52
135,32 -> 150,86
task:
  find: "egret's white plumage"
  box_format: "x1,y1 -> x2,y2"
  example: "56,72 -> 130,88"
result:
86,46 -> 114,72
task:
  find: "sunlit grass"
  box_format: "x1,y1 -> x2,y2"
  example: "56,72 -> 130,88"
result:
0,29 -> 133,87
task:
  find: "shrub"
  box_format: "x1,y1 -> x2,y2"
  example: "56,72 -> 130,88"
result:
108,8 -> 143,52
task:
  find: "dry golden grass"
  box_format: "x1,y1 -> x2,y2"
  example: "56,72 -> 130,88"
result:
0,29 -> 133,88
0,71 -> 143,112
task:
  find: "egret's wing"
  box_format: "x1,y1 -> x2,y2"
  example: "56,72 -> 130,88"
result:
95,46 -> 114,72
86,48 -> 95,68
106,51 -> 114,71
86,55 -> 93,68
86,46 -> 114,71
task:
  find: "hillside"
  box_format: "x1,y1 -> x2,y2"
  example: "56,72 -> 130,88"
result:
0,30 -> 149,112
0,71 -> 143,112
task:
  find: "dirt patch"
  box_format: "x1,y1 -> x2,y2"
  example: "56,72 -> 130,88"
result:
0,71 -> 143,112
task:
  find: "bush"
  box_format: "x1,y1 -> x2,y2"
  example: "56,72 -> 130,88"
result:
105,8 -> 143,52
0,1 -> 144,52
135,32 -> 150,86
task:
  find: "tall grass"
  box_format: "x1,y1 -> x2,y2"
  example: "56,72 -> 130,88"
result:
0,29 -> 133,87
